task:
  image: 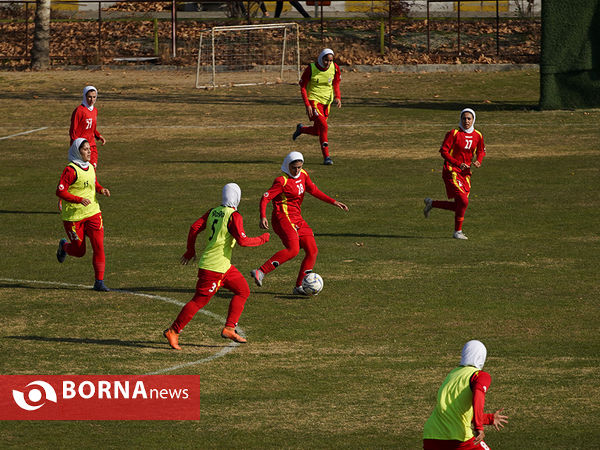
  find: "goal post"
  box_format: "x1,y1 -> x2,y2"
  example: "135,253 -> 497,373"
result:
195,23 -> 301,89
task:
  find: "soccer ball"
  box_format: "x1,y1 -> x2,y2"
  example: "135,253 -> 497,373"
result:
301,273 -> 323,296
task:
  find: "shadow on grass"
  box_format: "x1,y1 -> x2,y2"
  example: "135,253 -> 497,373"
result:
6,335 -> 222,350
0,209 -> 57,215
315,232 -> 432,239
0,92 -> 537,111
161,160 -> 273,165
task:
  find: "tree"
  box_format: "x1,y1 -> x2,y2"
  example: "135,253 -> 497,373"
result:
30,0 -> 51,69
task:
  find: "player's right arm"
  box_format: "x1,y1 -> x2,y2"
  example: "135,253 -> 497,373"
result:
439,130 -> 462,168
69,107 -> 83,144
259,177 -> 284,229
56,166 -> 86,204
299,65 -> 313,117
180,210 -> 210,265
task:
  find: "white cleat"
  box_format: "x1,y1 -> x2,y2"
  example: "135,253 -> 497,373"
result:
453,230 -> 468,240
423,198 -> 433,218
250,269 -> 264,287
292,285 -> 308,296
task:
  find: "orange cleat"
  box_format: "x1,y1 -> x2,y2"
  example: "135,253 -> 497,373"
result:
221,327 -> 247,344
163,327 -> 181,350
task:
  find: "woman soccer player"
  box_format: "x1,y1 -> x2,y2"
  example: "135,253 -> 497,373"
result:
292,48 -> 341,165
55,138 -> 111,292
163,183 -> 270,349
250,151 -> 348,295
69,86 -> 106,168
423,108 -> 486,240
423,340 -> 508,449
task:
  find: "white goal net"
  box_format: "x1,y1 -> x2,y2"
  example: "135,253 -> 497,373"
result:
195,23 -> 301,89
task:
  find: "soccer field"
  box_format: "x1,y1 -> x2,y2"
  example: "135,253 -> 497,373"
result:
0,69 -> 599,448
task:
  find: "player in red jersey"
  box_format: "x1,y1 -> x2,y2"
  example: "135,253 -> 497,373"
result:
292,48 -> 341,165
163,183 -> 270,349
55,138 -> 111,292
250,151 -> 348,295
69,86 -> 106,169
423,108 -> 486,240
423,340 -> 508,450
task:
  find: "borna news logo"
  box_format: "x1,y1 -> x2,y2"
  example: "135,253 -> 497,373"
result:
0,375 -> 200,420
12,380 -> 58,411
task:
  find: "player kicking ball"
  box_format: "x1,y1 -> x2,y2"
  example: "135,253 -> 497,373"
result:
163,183 -> 269,350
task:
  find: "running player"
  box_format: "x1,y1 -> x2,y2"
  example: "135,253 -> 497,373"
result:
250,151 -> 348,295
423,340 -> 508,449
292,48 -> 341,165
423,108 -> 486,240
69,86 -> 106,169
55,138 -> 111,292
163,183 -> 270,349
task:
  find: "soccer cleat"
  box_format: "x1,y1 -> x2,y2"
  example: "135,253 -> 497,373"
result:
163,327 -> 181,350
292,285 -> 309,296
93,280 -> 110,292
423,198 -> 433,218
56,238 -> 67,263
292,123 -> 303,141
323,157 -> 333,166
453,230 -> 468,240
250,269 -> 264,287
221,327 -> 247,343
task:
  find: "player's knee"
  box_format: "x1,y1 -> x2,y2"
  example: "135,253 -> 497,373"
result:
68,243 -> 86,257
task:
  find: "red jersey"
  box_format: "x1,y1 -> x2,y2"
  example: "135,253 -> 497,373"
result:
299,62 -> 341,108
440,128 -> 485,176
70,105 -> 102,148
182,208 -> 269,261
56,165 -> 104,203
260,170 -> 335,220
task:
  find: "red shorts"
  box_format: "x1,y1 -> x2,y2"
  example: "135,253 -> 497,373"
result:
443,170 -> 471,199
423,437 -> 490,450
272,213 -> 313,245
309,100 -> 330,121
63,212 -> 103,242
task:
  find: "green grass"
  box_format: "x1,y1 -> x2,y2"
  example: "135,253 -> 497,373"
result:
0,69 -> 599,448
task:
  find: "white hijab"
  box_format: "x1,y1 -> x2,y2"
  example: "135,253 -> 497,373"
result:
459,108 -> 476,134
317,48 -> 334,68
281,151 -> 304,179
222,183 -> 241,209
460,340 -> 487,370
68,138 -> 90,169
82,86 -> 97,111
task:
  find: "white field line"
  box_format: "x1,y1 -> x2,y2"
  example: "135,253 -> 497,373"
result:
0,127 -> 48,140
0,278 -> 242,374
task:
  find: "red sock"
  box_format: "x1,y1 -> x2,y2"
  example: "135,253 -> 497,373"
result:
296,235 -> 318,286
260,242 -> 300,274
225,295 -> 247,328
432,200 -> 456,211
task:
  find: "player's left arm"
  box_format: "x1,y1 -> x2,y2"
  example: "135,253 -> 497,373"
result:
95,179 -> 110,197
333,63 -> 341,108
473,132 -> 485,168
228,212 -> 270,247
94,114 -> 106,145
305,175 -> 348,211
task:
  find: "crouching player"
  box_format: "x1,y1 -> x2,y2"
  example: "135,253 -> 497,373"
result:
163,183 -> 270,350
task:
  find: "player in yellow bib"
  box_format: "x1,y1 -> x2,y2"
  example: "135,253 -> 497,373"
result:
163,183 -> 270,349
55,138 -> 111,291
293,48 -> 342,165
423,340 -> 508,449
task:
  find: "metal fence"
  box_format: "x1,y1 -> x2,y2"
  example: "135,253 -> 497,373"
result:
0,0 -> 540,67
